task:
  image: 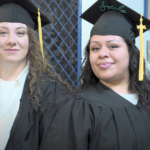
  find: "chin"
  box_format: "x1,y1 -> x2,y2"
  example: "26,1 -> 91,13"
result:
99,76 -> 116,83
4,59 -> 18,62
98,74 -> 113,80
1,59 -> 21,64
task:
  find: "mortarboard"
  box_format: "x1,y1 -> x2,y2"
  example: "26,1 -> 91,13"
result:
0,0 -> 50,29
0,0 -> 51,58
80,0 -> 150,81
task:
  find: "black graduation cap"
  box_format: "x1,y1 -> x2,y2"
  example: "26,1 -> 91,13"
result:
80,0 -> 150,43
0,0 -> 50,30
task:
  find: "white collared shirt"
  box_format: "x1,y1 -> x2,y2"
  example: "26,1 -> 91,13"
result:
0,62 -> 29,150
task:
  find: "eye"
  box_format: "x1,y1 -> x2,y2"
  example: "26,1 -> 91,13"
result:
109,45 -> 118,49
0,31 -> 7,35
91,47 -> 100,51
17,32 -> 25,36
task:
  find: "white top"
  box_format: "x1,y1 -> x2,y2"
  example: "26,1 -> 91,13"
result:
0,62 -> 29,150
121,93 -> 138,105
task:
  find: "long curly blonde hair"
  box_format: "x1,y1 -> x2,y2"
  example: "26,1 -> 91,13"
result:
27,26 -> 71,100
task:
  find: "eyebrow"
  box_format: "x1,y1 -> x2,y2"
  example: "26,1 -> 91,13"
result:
106,39 -> 120,43
0,26 -> 27,30
90,39 -> 120,44
90,41 -> 100,44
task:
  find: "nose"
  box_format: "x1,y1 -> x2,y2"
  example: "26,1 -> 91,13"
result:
6,33 -> 16,46
99,46 -> 109,58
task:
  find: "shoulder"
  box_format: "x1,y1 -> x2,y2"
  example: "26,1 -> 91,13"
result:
59,83 -> 114,113
72,85 -> 102,106
50,90 -> 104,135
59,87 -> 102,115
35,73 -> 68,95
30,73 -> 68,111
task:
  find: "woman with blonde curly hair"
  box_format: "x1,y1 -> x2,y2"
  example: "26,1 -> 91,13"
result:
0,0 -> 69,150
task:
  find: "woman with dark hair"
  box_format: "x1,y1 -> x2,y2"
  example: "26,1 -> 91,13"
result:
44,0 -> 150,150
0,0 -> 69,150
81,38 -> 150,110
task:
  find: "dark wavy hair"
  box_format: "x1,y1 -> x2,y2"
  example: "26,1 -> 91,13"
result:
80,37 -> 150,111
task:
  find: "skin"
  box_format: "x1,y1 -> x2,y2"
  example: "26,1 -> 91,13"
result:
89,35 -> 131,94
0,22 -> 29,81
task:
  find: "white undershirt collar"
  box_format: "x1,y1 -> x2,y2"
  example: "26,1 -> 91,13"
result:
120,93 -> 138,105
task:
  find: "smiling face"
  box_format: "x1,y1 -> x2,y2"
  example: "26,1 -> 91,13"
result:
89,35 -> 130,84
0,22 -> 29,65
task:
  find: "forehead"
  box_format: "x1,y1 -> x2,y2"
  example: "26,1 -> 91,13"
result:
0,22 -> 27,28
90,35 -> 123,41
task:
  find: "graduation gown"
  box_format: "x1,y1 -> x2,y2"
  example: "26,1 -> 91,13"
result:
43,82 -> 150,150
5,74 -> 66,150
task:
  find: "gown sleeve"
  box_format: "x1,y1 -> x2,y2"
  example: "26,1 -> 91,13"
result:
34,75 -> 69,148
40,95 -> 102,150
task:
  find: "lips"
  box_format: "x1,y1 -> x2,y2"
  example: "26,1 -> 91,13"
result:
98,62 -> 113,69
4,49 -> 19,53
5,49 -> 19,51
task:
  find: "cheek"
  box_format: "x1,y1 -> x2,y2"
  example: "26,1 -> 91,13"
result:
20,38 -> 29,51
25,37 -> 29,48
89,54 -> 98,75
115,51 -> 129,68
26,41 -> 29,51
0,39 -> 6,48
89,55 -> 95,70
89,53 -> 97,64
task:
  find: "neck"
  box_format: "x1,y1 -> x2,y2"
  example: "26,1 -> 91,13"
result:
100,78 -> 132,95
0,61 -> 27,81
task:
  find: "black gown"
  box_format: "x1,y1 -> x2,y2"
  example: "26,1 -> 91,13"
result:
43,82 -> 150,150
5,74 -> 67,150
